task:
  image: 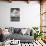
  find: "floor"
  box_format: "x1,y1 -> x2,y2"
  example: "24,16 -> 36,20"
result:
21,40 -> 46,46
0,40 -> 46,46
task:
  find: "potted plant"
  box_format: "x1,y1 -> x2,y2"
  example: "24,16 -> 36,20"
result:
32,27 -> 39,40
32,27 -> 43,40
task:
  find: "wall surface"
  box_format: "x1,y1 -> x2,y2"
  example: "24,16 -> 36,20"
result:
0,1 -> 40,28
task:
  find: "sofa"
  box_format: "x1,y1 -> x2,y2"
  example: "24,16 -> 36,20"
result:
7,27 -> 34,43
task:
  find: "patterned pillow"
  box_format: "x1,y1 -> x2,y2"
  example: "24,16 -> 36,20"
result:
8,27 -> 14,34
14,28 -> 21,33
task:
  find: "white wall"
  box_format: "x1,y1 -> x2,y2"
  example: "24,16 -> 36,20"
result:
0,1 -> 40,28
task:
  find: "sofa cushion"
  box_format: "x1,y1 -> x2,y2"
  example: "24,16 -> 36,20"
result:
9,33 -> 34,43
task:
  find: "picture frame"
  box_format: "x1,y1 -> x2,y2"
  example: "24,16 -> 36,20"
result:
10,8 -> 20,21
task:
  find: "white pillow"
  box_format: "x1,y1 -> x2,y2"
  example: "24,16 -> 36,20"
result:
2,29 -> 10,36
21,29 -> 27,35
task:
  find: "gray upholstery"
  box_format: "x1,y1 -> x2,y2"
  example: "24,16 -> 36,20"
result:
8,33 -> 34,43
3,28 -> 34,43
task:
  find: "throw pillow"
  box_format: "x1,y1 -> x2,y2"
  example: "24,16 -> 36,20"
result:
14,28 -> 21,33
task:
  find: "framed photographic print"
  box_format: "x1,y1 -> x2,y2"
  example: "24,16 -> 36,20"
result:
10,8 -> 20,21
